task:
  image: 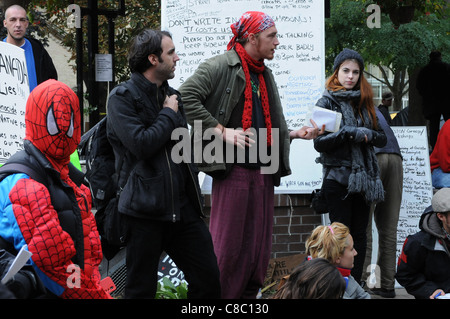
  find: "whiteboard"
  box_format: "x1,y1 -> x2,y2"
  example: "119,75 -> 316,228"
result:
161,0 -> 325,193
0,42 -> 30,164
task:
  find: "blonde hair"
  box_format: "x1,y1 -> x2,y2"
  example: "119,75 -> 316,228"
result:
305,222 -> 350,264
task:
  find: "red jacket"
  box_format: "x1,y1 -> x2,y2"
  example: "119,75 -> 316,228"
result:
430,120 -> 450,172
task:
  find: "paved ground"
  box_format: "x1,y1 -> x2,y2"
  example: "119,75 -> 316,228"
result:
370,288 -> 414,299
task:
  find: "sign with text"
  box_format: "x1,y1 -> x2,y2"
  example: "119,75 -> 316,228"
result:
0,42 -> 29,165
162,0 -> 325,193
95,54 -> 113,82
392,126 -> 432,255
158,253 -> 186,287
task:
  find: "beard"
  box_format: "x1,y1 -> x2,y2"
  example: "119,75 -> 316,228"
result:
8,30 -> 25,42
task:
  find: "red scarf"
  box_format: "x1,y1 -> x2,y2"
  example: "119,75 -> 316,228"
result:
337,267 -> 351,277
234,42 -> 272,145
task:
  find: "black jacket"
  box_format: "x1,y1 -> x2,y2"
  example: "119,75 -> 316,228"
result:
313,91 -> 387,168
396,206 -> 450,299
106,73 -> 203,222
27,37 -> 58,85
0,140 -> 86,298
0,140 -> 86,266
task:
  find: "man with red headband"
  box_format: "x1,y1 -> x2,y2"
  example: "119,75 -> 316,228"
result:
180,11 -> 323,299
0,80 -> 110,299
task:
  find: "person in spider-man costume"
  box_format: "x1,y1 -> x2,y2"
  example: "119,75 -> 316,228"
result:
0,80 -> 111,299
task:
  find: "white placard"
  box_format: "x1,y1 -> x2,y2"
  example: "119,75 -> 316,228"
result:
392,126 -> 432,255
95,54 -> 113,82
0,42 -> 30,164
162,0 -> 325,194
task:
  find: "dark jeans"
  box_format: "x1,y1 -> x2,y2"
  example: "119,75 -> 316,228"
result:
322,179 -> 370,283
124,214 -> 221,299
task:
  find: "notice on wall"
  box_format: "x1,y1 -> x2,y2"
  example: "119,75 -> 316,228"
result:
0,42 -> 30,165
95,54 -> 113,82
162,0 -> 325,193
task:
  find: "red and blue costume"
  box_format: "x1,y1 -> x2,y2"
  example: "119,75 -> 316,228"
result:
0,80 -> 111,298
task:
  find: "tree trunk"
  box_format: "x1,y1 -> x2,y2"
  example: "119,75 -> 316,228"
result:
375,65 -> 408,112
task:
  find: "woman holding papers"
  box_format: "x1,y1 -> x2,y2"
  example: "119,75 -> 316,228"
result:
313,48 -> 387,283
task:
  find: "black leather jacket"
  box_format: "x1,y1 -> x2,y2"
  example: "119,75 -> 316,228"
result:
106,73 -> 203,222
313,91 -> 387,168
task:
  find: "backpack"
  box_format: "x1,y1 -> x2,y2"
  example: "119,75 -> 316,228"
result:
0,162 -> 49,187
79,81 -> 142,260
79,116 -> 126,260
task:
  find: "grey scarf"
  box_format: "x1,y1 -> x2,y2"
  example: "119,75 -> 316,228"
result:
330,90 -> 384,203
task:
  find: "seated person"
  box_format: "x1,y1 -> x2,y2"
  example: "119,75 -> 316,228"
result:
430,120 -> 450,189
396,188 -> 450,299
305,222 -> 370,299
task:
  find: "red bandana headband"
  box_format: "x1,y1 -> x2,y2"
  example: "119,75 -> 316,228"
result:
227,11 -> 275,50
227,11 -> 274,145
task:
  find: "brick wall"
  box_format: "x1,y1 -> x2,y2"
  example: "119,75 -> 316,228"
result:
202,193 -> 322,259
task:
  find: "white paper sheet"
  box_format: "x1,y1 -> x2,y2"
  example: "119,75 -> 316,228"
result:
305,106 -> 342,133
1,245 -> 33,284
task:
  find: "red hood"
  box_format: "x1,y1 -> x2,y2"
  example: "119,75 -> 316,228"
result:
24,79 -> 80,170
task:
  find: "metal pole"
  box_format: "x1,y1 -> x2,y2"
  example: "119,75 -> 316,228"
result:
76,26 -> 84,133
87,0 -> 99,127
108,16 -> 115,90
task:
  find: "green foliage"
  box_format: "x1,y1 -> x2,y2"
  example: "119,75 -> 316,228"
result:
326,0 -> 450,110
371,0 -> 449,16
28,0 -> 161,83
326,0 -> 450,74
360,15 -> 450,71
324,0 -> 368,74
373,0 -> 426,13
155,277 -> 188,299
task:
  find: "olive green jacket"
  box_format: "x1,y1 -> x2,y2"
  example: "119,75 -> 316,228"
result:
179,49 -> 291,186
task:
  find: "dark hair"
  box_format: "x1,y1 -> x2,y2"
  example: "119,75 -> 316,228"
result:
128,29 -> 172,73
430,51 -> 442,61
273,258 -> 346,299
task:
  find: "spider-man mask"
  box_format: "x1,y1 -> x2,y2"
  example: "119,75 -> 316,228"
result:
25,80 -> 80,162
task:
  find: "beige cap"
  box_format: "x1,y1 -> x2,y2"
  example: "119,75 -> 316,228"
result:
432,188 -> 450,213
